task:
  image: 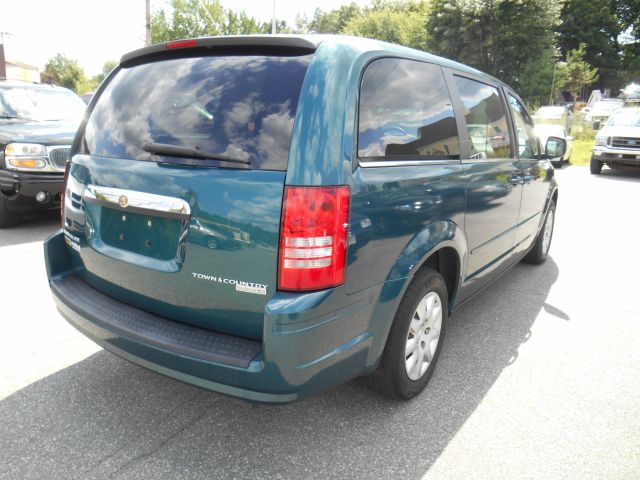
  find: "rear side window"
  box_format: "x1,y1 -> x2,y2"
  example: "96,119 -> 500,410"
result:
508,95 -> 540,159
83,54 -> 313,170
454,76 -> 511,159
358,58 -> 459,160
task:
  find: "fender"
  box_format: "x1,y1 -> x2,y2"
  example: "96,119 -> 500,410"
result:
384,219 -> 467,301
362,220 -> 468,368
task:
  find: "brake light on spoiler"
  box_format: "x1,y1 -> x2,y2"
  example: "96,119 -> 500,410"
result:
278,186 -> 350,291
166,39 -> 198,49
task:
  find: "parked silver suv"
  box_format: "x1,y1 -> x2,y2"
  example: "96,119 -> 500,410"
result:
591,108 -> 640,174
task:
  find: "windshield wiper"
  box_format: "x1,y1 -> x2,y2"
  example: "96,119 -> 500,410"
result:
142,142 -> 250,165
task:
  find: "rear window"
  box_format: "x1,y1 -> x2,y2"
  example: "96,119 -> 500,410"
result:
83,54 -> 313,170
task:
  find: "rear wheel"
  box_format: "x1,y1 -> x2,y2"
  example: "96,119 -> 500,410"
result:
0,196 -> 17,229
524,200 -> 555,265
368,268 -> 448,400
590,157 -> 602,174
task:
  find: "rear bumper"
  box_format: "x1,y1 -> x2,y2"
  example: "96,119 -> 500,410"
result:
0,170 -> 63,212
44,231 -> 384,403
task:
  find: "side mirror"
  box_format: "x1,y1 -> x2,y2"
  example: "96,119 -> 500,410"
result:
592,120 -> 601,130
545,136 -> 567,159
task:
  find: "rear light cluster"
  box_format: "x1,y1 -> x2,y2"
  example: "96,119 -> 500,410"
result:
278,186 -> 350,291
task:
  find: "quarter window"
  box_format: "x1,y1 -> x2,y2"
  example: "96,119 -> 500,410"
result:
453,76 -> 511,159
358,58 -> 459,160
508,95 -> 540,159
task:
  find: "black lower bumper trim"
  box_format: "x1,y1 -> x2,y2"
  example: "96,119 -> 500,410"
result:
51,274 -> 262,368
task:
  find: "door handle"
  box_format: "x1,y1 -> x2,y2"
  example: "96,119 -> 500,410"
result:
83,184 -> 191,220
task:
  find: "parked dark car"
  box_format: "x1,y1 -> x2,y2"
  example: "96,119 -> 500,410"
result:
0,79 -> 85,227
44,36 -> 563,402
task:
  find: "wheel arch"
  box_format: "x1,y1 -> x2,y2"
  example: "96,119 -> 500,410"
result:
382,220 -> 466,308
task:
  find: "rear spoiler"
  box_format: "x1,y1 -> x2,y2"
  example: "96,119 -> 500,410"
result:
120,35 -> 320,67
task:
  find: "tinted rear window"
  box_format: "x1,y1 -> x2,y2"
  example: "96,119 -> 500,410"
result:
358,58 -> 459,160
83,54 -> 313,170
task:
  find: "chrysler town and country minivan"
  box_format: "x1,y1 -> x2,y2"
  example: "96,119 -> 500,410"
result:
44,36 -> 563,402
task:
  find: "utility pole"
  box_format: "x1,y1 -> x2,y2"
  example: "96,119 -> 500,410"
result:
145,0 -> 152,46
272,0 -> 276,34
549,62 -> 557,106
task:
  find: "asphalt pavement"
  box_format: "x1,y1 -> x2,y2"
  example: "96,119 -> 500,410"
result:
1,166 -> 639,480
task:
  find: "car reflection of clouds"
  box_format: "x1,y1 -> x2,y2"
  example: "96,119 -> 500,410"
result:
358,58 -> 456,157
86,55 -> 305,169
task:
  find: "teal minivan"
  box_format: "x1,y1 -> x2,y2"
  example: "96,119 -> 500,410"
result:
44,35 -> 563,402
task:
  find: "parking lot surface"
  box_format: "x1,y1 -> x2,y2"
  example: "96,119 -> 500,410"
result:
1,166 -> 639,480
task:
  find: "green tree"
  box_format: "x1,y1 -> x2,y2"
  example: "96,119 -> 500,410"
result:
42,53 -> 90,93
518,48 -> 564,107
92,60 -> 118,85
426,0 -> 559,93
557,0 -> 640,92
558,43 -> 599,105
151,0 -> 269,43
343,2 -> 429,50
307,3 -> 363,33
304,1 -> 428,49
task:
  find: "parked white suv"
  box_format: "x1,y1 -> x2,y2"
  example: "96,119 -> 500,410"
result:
591,108 -> 640,174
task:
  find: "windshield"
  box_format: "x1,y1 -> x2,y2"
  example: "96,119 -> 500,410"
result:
606,109 -> 640,127
0,86 -> 86,121
83,54 -> 312,170
593,101 -> 623,113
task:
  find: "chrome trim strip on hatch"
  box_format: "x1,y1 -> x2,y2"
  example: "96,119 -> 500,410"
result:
83,185 -> 191,220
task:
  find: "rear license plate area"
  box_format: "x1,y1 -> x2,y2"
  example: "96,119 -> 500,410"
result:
100,208 -> 182,261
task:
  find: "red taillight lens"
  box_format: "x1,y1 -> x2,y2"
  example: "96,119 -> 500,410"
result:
61,161 -> 70,228
278,186 -> 350,291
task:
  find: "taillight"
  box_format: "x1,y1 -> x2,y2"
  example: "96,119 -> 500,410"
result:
166,39 -> 197,49
61,161 -> 70,227
278,186 -> 350,291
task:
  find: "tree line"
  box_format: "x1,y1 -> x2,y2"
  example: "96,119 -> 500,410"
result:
43,0 -> 639,106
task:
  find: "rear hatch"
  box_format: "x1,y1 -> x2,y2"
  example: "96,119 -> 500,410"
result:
63,47 -> 314,340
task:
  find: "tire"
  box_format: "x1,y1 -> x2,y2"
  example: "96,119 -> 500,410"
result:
0,196 -> 17,229
590,157 -> 602,174
524,200 -> 555,265
368,268 -> 448,400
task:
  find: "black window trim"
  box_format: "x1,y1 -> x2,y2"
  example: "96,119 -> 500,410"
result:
445,69 -> 517,164
504,88 -> 542,160
355,56 -> 463,168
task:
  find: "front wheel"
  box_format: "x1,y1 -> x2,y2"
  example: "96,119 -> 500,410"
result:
524,200 -> 555,265
590,157 -> 602,174
367,268 -> 448,400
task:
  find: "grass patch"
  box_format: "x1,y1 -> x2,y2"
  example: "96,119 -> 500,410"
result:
569,139 -> 594,166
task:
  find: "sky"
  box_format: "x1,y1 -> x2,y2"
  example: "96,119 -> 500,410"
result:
0,0 -> 371,76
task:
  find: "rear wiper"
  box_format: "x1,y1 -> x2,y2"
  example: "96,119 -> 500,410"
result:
142,142 -> 250,165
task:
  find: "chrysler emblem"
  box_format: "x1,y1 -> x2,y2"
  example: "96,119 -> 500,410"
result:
118,195 -> 129,208
628,140 -> 637,145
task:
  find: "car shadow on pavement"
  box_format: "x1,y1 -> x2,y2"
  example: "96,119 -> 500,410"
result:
594,167 -> 640,182
0,259 -> 560,480
0,213 -> 59,248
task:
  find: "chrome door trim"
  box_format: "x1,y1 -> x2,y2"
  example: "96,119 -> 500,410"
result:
358,159 -> 461,168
